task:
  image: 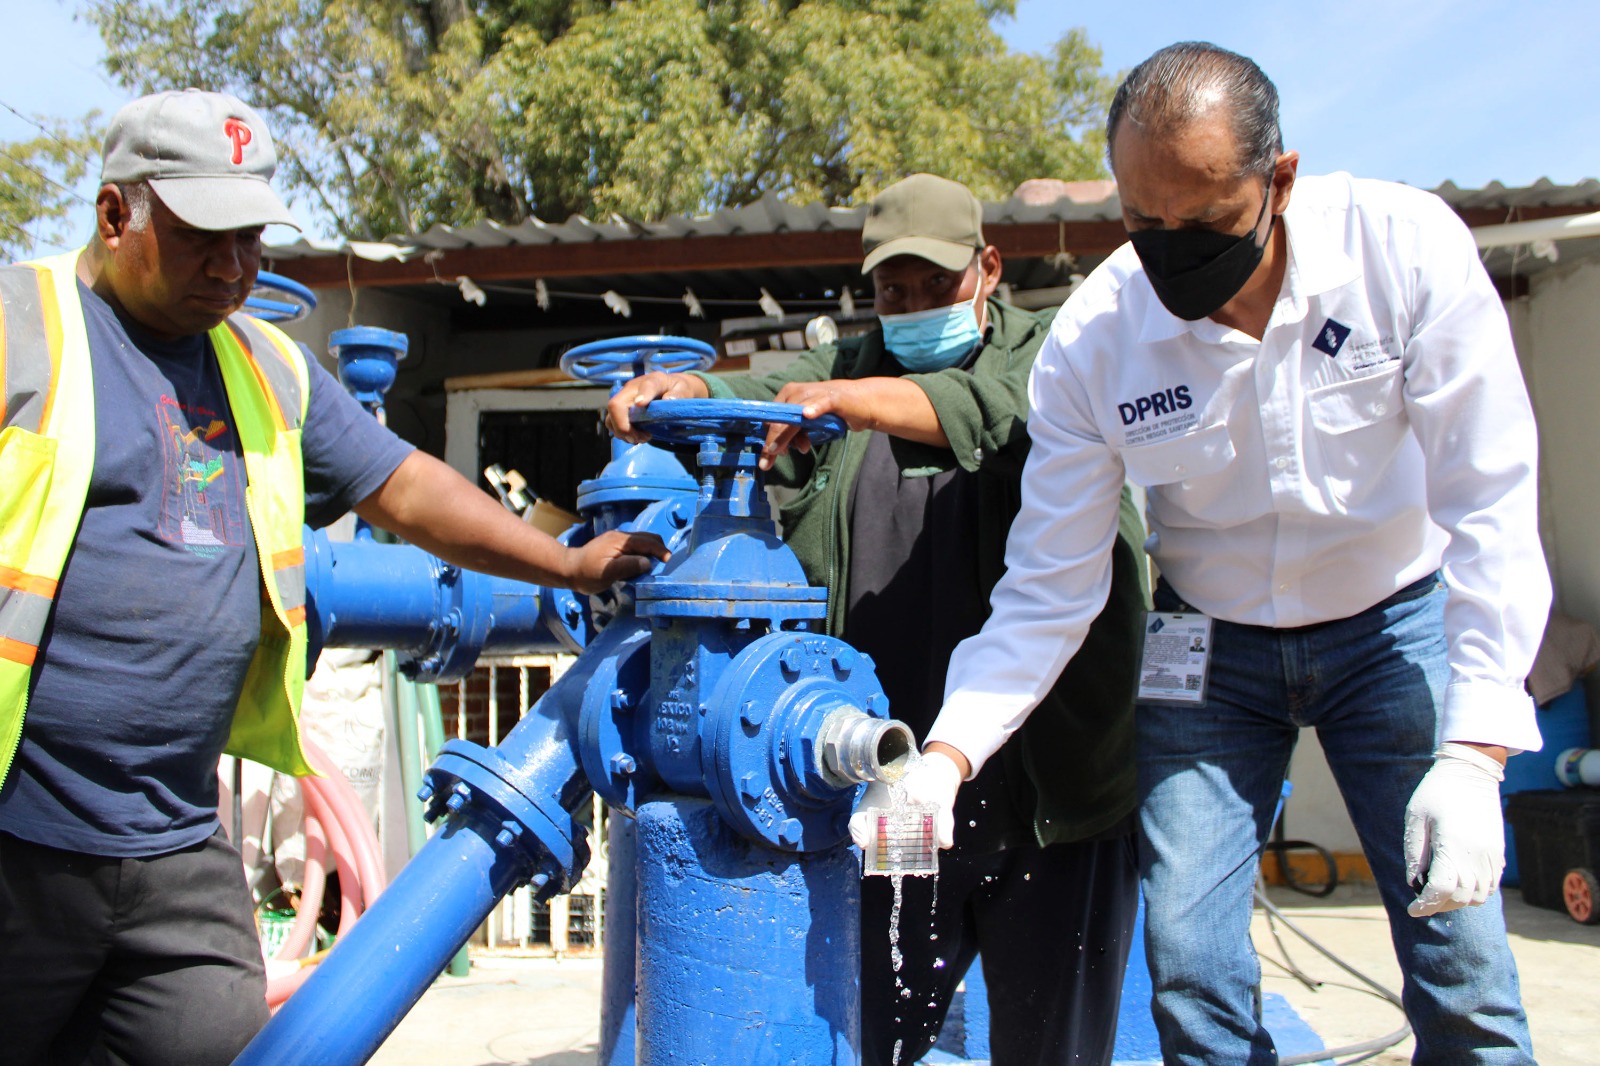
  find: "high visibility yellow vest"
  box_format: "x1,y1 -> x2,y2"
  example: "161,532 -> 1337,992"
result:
0,249 -> 316,788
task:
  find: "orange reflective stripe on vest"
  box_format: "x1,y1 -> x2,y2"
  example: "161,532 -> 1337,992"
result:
0,565 -> 56,666
272,546 -> 307,626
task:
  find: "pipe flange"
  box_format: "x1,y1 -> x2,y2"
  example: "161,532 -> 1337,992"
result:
399,562 -> 495,684
422,740 -> 590,894
700,631 -> 887,851
576,629 -> 655,812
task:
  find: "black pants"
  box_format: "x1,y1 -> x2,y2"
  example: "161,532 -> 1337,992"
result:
859,830 -> 1140,1066
0,829 -> 268,1066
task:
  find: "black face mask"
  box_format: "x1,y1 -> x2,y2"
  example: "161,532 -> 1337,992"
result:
1128,188 -> 1274,321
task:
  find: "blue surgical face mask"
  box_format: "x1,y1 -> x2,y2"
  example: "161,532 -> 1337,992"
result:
880,280 -> 984,372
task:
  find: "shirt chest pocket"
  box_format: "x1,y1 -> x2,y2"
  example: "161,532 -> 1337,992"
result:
1120,423 -> 1236,487
1306,366 -> 1410,509
1307,366 -> 1404,434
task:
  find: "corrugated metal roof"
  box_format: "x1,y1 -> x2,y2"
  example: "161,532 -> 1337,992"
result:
1434,177 -> 1600,212
266,178 -> 1600,263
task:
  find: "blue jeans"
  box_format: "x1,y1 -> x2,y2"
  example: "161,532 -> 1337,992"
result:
1137,576 -> 1533,1065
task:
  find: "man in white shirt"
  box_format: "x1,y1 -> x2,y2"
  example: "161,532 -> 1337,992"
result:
884,41 -> 1546,1064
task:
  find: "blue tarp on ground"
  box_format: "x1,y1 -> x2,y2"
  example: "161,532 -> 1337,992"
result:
920,897 -> 1330,1066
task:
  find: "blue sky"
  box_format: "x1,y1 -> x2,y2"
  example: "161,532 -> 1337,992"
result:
997,0 -> 1600,190
4,0 -> 1596,253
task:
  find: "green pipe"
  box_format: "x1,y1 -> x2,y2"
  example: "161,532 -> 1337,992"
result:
415,681 -> 470,978
385,651 -> 428,859
419,682 -> 446,763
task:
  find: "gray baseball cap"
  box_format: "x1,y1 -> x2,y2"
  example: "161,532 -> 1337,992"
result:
101,89 -> 300,232
860,173 -> 984,275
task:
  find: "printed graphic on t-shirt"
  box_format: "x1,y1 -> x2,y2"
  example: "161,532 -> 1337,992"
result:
156,393 -> 245,554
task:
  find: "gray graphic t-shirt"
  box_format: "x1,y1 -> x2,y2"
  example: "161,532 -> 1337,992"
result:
0,281 -> 412,857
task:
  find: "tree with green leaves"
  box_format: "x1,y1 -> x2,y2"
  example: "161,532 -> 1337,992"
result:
85,0 -> 1114,238
0,115 -> 101,264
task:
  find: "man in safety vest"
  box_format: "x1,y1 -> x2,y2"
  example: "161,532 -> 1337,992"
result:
0,89 -> 666,1065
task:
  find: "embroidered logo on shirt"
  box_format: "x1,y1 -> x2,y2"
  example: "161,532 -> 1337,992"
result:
1118,385 -> 1193,426
1312,318 -> 1352,357
1119,384 -> 1200,446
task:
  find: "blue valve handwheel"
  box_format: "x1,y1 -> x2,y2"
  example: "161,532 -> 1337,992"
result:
245,271 -> 318,323
630,398 -> 847,448
560,335 -> 717,385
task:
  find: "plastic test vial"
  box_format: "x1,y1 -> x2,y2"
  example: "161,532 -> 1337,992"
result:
862,803 -> 939,877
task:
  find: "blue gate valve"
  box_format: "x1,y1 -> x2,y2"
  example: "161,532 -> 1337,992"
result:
581,398 -> 914,849
237,388 -> 910,1065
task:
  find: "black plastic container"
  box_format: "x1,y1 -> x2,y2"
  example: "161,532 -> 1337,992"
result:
1503,788 -> 1600,923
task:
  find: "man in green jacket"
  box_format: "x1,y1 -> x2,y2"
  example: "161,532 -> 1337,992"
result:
609,173 -> 1145,1066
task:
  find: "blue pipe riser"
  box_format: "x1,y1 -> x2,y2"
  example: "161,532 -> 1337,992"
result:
598,813 -> 639,1066
329,326 -> 408,408
634,796 -> 860,1066
234,811 -> 541,1066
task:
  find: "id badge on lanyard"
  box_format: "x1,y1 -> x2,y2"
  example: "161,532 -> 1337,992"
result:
1137,611 -> 1214,705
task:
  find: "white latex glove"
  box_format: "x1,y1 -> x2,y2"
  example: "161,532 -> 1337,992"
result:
1403,742 -> 1507,917
847,751 -> 963,851
848,781 -> 891,849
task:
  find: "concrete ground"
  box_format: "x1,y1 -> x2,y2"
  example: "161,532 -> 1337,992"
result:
369,884 -> 1599,1066
1254,883 -> 1600,1066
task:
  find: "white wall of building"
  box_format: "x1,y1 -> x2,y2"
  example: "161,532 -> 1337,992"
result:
1522,261 -> 1600,653
275,287 -> 454,451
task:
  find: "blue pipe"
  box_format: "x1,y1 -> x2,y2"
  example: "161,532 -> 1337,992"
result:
303,526 -> 567,681
237,614 -> 654,1066
233,806 -> 538,1066
598,813 -> 638,1066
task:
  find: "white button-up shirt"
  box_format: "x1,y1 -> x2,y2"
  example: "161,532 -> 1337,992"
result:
928,173 -> 1550,771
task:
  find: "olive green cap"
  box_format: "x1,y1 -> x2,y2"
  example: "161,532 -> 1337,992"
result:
860,173 -> 984,275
